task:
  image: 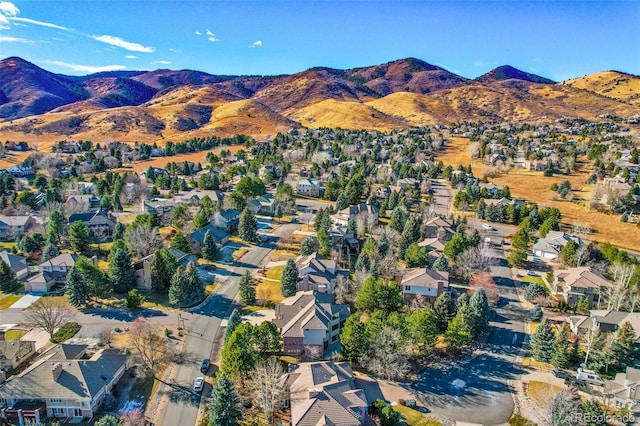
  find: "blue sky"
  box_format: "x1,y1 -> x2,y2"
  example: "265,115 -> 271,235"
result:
0,1 -> 638,81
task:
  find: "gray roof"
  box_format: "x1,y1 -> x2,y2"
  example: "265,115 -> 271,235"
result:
0,345 -> 126,401
0,216 -> 32,227
39,253 -> 78,269
274,291 -> 349,338
0,250 -> 27,273
190,224 -> 229,245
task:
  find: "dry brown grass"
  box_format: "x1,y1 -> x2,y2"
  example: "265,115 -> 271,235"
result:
438,136 -> 473,167
527,381 -> 563,410
122,144 -> 245,173
563,71 -> 640,106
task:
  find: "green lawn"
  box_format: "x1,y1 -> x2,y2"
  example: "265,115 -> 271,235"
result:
393,405 -> 442,426
0,294 -> 22,310
4,329 -> 26,340
520,275 -> 545,286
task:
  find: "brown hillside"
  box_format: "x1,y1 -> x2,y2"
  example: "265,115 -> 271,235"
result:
286,99 -> 406,130
562,71 -> 640,106
200,99 -> 299,137
366,92 -> 452,126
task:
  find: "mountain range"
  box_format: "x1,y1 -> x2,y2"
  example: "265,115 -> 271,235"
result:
1,56 -> 639,143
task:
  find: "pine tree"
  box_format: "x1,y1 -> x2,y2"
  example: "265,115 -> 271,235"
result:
432,254 -> 450,272
433,292 -> 456,332
224,309 -> 242,343
0,260 -> 20,292
47,210 -> 65,243
68,221 -> 90,254
455,293 -> 476,334
220,323 -> 258,378
300,236 -> 317,256
171,230 -> 191,253
610,321 -> 637,371
201,230 -> 219,261
444,314 -> 471,353
469,288 -> 490,331
280,259 -> 299,297
340,315 -> 370,364
530,319 -> 555,363
552,326 -> 571,368
335,193 -> 349,211
66,265 -> 90,307
528,305 -> 543,322
41,234 -> 60,262
587,330 -> 607,372
112,193 -> 122,212
168,262 -> 205,307
238,208 -> 258,242
112,222 -> 126,241
208,373 -> 242,426
109,248 -> 136,293
150,248 -> 178,293
193,209 -> 209,230
239,270 -> 256,305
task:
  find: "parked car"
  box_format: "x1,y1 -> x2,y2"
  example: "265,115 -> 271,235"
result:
526,270 -> 536,276
193,377 -> 205,392
482,223 -> 493,230
552,369 -> 572,380
200,358 -> 210,373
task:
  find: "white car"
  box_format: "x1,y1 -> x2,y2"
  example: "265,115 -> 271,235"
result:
193,377 -> 204,392
482,223 -> 493,230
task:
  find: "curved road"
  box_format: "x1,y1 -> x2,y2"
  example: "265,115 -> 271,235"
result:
413,241 -> 527,425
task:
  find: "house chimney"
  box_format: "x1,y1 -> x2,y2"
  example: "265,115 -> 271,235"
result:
308,388 -> 320,399
51,362 -> 63,381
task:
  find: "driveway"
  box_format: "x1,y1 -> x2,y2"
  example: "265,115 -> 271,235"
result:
9,294 -> 40,309
413,247 -> 527,425
430,180 -> 452,217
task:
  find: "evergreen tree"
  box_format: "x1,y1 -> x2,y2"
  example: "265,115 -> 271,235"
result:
41,234 -> 60,262
408,308 -> 439,355
610,321 -> 637,371
455,293 -> 476,334
530,319 -> 555,363
300,236 -> 318,256
193,209 -> 209,230
433,292 -> 456,332
389,207 -> 407,233
76,256 -> 110,298
528,305 -> 543,322
112,193 -> 122,212
552,326 -> 571,368
539,217 -> 560,238
444,314 -> 472,353
581,400 -> 606,425
317,228 -> 332,257
469,288 -> 490,331
47,210 -> 65,242
340,315 -> 370,365
354,277 -> 403,317
238,208 -> 258,242
239,271 -> 256,305
66,265 -> 90,307
404,243 -> 429,267
201,230 -> 219,261
208,373 -> 242,426
224,309 -> 242,342
432,254 -> 450,272
335,193 -> 349,211
171,230 -> 191,253
220,323 -> 258,378
254,322 -> 281,354
168,262 -> 205,307
108,248 -> 136,293
112,222 -> 126,241
68,221 -> 90,254
150,248 -> 179,293
587,330 -> 607,372
0,260 -> 20,292
280,259 -> 299,297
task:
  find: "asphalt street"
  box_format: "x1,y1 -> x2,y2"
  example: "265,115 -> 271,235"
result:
412,233 -> 526,426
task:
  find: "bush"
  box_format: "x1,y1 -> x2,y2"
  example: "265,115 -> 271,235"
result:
523,283 -> 547,302
51,322 -> 81,343
528,305 -> 543,322
103,394 -> 118,411
126,289 -> 146,309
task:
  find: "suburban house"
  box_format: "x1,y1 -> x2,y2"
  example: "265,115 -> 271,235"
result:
273,291 -> 350,358
211,209 -> 240,233
395,268 -> 449,305
569,311 -> 640,343
8,165 -> 34,178
0,216 -> 36,241
0,344 -> 127,423
296,178 -> 322,198
0,251 -> 28,280
248,194 -> 277,215
417,237 -> 447,257
26,254 -> 79,293
328,225 -> 360,256
553,266 -> 613,307
142,199 -> 176,219
177,189 -> 224,206
0,340 -> 36,371
285,361 -> 369,426
423,217 -> 455,241
482,197 -> 526,208
188,225 -> 229,254
331,203 -> 378,227
134,247 -> 200,290
295,253 -> 340,294
533,231 -> 581,260
65,194 -> 100,212
524,159 -> 548,171
68,209 -> 117,236
604,367 -> 640,412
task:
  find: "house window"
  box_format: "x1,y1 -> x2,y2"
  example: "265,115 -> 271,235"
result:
53,408 -> 64,416
405,286 -> 411,291
50,398 -> 63,404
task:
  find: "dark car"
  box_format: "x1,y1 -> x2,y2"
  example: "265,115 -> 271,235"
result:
552,369 -> 572,379
200,358 -> 210,373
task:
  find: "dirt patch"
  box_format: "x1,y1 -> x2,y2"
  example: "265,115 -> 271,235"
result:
438,137 -> 473,167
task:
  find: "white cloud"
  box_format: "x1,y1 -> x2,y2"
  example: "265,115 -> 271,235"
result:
0,1 -> 18,28
0,35 -> 33,43
206,29 -> 214,36
195,31 -> 202,36
169,48 -> 182,53
10,17 -> 68,30
151,60 -> 171,65
205,29 -> 220,42
91,34 -> 154,53
43,60 -> 126,73
125,55 -> 137,59
249,40 -> 262,48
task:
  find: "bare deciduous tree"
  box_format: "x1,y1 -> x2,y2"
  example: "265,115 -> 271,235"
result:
364,326 -> 409,381
250,357 -> 286,425
453,244 -> 496,281
97,327 -> 113,347
128,317 -> 169,377
605,262 -> 638,311
125,223 -> 160,259
24,298 -> 75,338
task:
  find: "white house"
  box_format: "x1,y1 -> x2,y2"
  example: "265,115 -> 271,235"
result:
533,231 -> 581,260
296,178 -> 322,198
395,268 -> 449,306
